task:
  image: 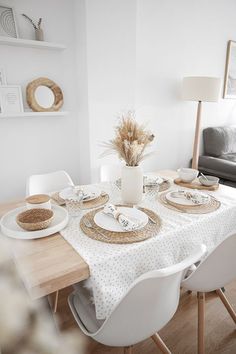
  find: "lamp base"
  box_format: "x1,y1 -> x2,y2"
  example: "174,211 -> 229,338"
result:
191,101 -> 202,170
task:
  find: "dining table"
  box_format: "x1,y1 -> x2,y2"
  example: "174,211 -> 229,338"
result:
1,169 -> 236,319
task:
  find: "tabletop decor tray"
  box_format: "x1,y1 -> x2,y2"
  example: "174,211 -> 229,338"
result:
174,178 -> 219,191
80,206 -> 162,244
51,191 -> 109,209
158,191 -> 221,214
0,204 -> 68,240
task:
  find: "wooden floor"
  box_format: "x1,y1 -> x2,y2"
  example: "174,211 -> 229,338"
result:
51,281 -> 236,354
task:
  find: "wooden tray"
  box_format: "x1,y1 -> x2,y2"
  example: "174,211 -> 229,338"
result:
174,178 -> 219,191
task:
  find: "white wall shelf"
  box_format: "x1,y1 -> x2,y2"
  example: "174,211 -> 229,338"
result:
0,111 -> 69,118
0,36 -> 66,50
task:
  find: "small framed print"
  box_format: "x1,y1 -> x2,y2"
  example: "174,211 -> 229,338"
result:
0,85 -> 24,114
0,5 -> 18,38
224,40 -> 236,99
0,67 -> 7,85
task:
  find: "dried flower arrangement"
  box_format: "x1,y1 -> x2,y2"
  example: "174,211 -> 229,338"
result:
22,14 -> 42,30
102,112 -> 155,166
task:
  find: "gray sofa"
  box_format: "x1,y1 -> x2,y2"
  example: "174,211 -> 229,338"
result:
198,126 -> 236,188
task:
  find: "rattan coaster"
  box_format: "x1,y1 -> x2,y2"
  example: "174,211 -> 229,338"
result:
51,192 -> 109,210
80,206 -> 162,244
115,178 -> 171,193
158,191 -> 221,214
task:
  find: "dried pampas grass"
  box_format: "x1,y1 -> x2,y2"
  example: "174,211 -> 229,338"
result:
101,112 -> 155,166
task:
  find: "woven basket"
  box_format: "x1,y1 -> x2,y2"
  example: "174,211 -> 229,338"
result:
16,208 -> 54,231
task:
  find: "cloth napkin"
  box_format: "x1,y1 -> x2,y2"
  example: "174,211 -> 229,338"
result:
103,203 -> 145,231
173,190 -> 209,205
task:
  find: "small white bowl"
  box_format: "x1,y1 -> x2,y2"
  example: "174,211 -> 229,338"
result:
199,175 -> 219,186
177,168 -> 199,183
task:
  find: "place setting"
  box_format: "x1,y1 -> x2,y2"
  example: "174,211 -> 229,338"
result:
51,185 -> 109,212
80,203 -> 162,244
158,189 -> 221,214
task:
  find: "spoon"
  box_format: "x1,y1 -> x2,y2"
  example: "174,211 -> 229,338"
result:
200,173 -> 209,181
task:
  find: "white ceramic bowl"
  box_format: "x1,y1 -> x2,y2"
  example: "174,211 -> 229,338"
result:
177,168 -> 199,183
199,175 -> 219,186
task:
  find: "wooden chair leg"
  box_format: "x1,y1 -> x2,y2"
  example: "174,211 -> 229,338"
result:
216,289 -> 236,324
151,333 -> 171,354
53,290 -> 59,313
124,346 -> 133,354
197,292 -> 205,354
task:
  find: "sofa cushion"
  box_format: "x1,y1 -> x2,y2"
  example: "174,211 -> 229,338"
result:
203,126 -> 236,157
199,155 -> 236,182
220,153 -> 236,163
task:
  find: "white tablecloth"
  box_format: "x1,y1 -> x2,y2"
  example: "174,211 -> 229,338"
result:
60,180 -> 236,319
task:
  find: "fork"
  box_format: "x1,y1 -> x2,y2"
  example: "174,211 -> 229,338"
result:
83,218 -> 109,239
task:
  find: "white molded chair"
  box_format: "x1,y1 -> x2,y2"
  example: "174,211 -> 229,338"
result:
182,234 -> 236,354
68,245 -> 206,353
100,164 -> 122,182
26,170 -> 74,196
26,170 -> 74,312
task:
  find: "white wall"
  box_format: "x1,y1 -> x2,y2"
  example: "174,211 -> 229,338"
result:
135,0 -> 236,172
85,0 -> 137,182
75,0 -> 236,181
0,0 -> 80,201
2,0 -> 236,201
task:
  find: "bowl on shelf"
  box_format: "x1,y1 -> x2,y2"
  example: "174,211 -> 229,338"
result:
177,168 -> 199,183
16,208 -> 54,231
199,175 -> 219,187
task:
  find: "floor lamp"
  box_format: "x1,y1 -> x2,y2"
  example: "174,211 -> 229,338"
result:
182,77 -> 221,170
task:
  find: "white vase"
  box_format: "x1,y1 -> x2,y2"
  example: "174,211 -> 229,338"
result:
35,29 -> 44,41
121,165 -> 143,204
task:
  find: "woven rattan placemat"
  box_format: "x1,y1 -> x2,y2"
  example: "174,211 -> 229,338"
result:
51,192 -> 109,210
158,191 -> 221,214
80,206 -> 162,244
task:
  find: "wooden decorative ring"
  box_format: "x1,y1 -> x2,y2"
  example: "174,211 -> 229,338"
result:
26,77 -> 64,112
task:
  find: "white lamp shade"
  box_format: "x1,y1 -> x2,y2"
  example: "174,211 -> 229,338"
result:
182,76 -> 222,102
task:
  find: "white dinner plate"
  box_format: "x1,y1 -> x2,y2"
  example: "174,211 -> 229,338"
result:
60,185 -> 101,202
165,191 -> 209,206
0,204 -> 68,240
94,207 -> 148,233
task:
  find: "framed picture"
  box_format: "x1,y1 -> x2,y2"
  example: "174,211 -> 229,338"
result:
0,85 -> 24,114
0,67 -> 7,85
0,5 -> 18,38
224,40 -> 236,99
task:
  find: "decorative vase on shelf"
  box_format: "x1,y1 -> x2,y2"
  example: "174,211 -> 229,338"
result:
121,165 -> 143,205
35,29 -> 44,41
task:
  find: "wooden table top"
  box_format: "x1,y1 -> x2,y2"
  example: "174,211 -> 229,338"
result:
0,170 -> 176,299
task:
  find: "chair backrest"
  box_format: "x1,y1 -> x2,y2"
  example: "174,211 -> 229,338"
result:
26,170 -> 74,196
100,164 -> 122,182
93,244 -> 206,347
182,234 -> 236,292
